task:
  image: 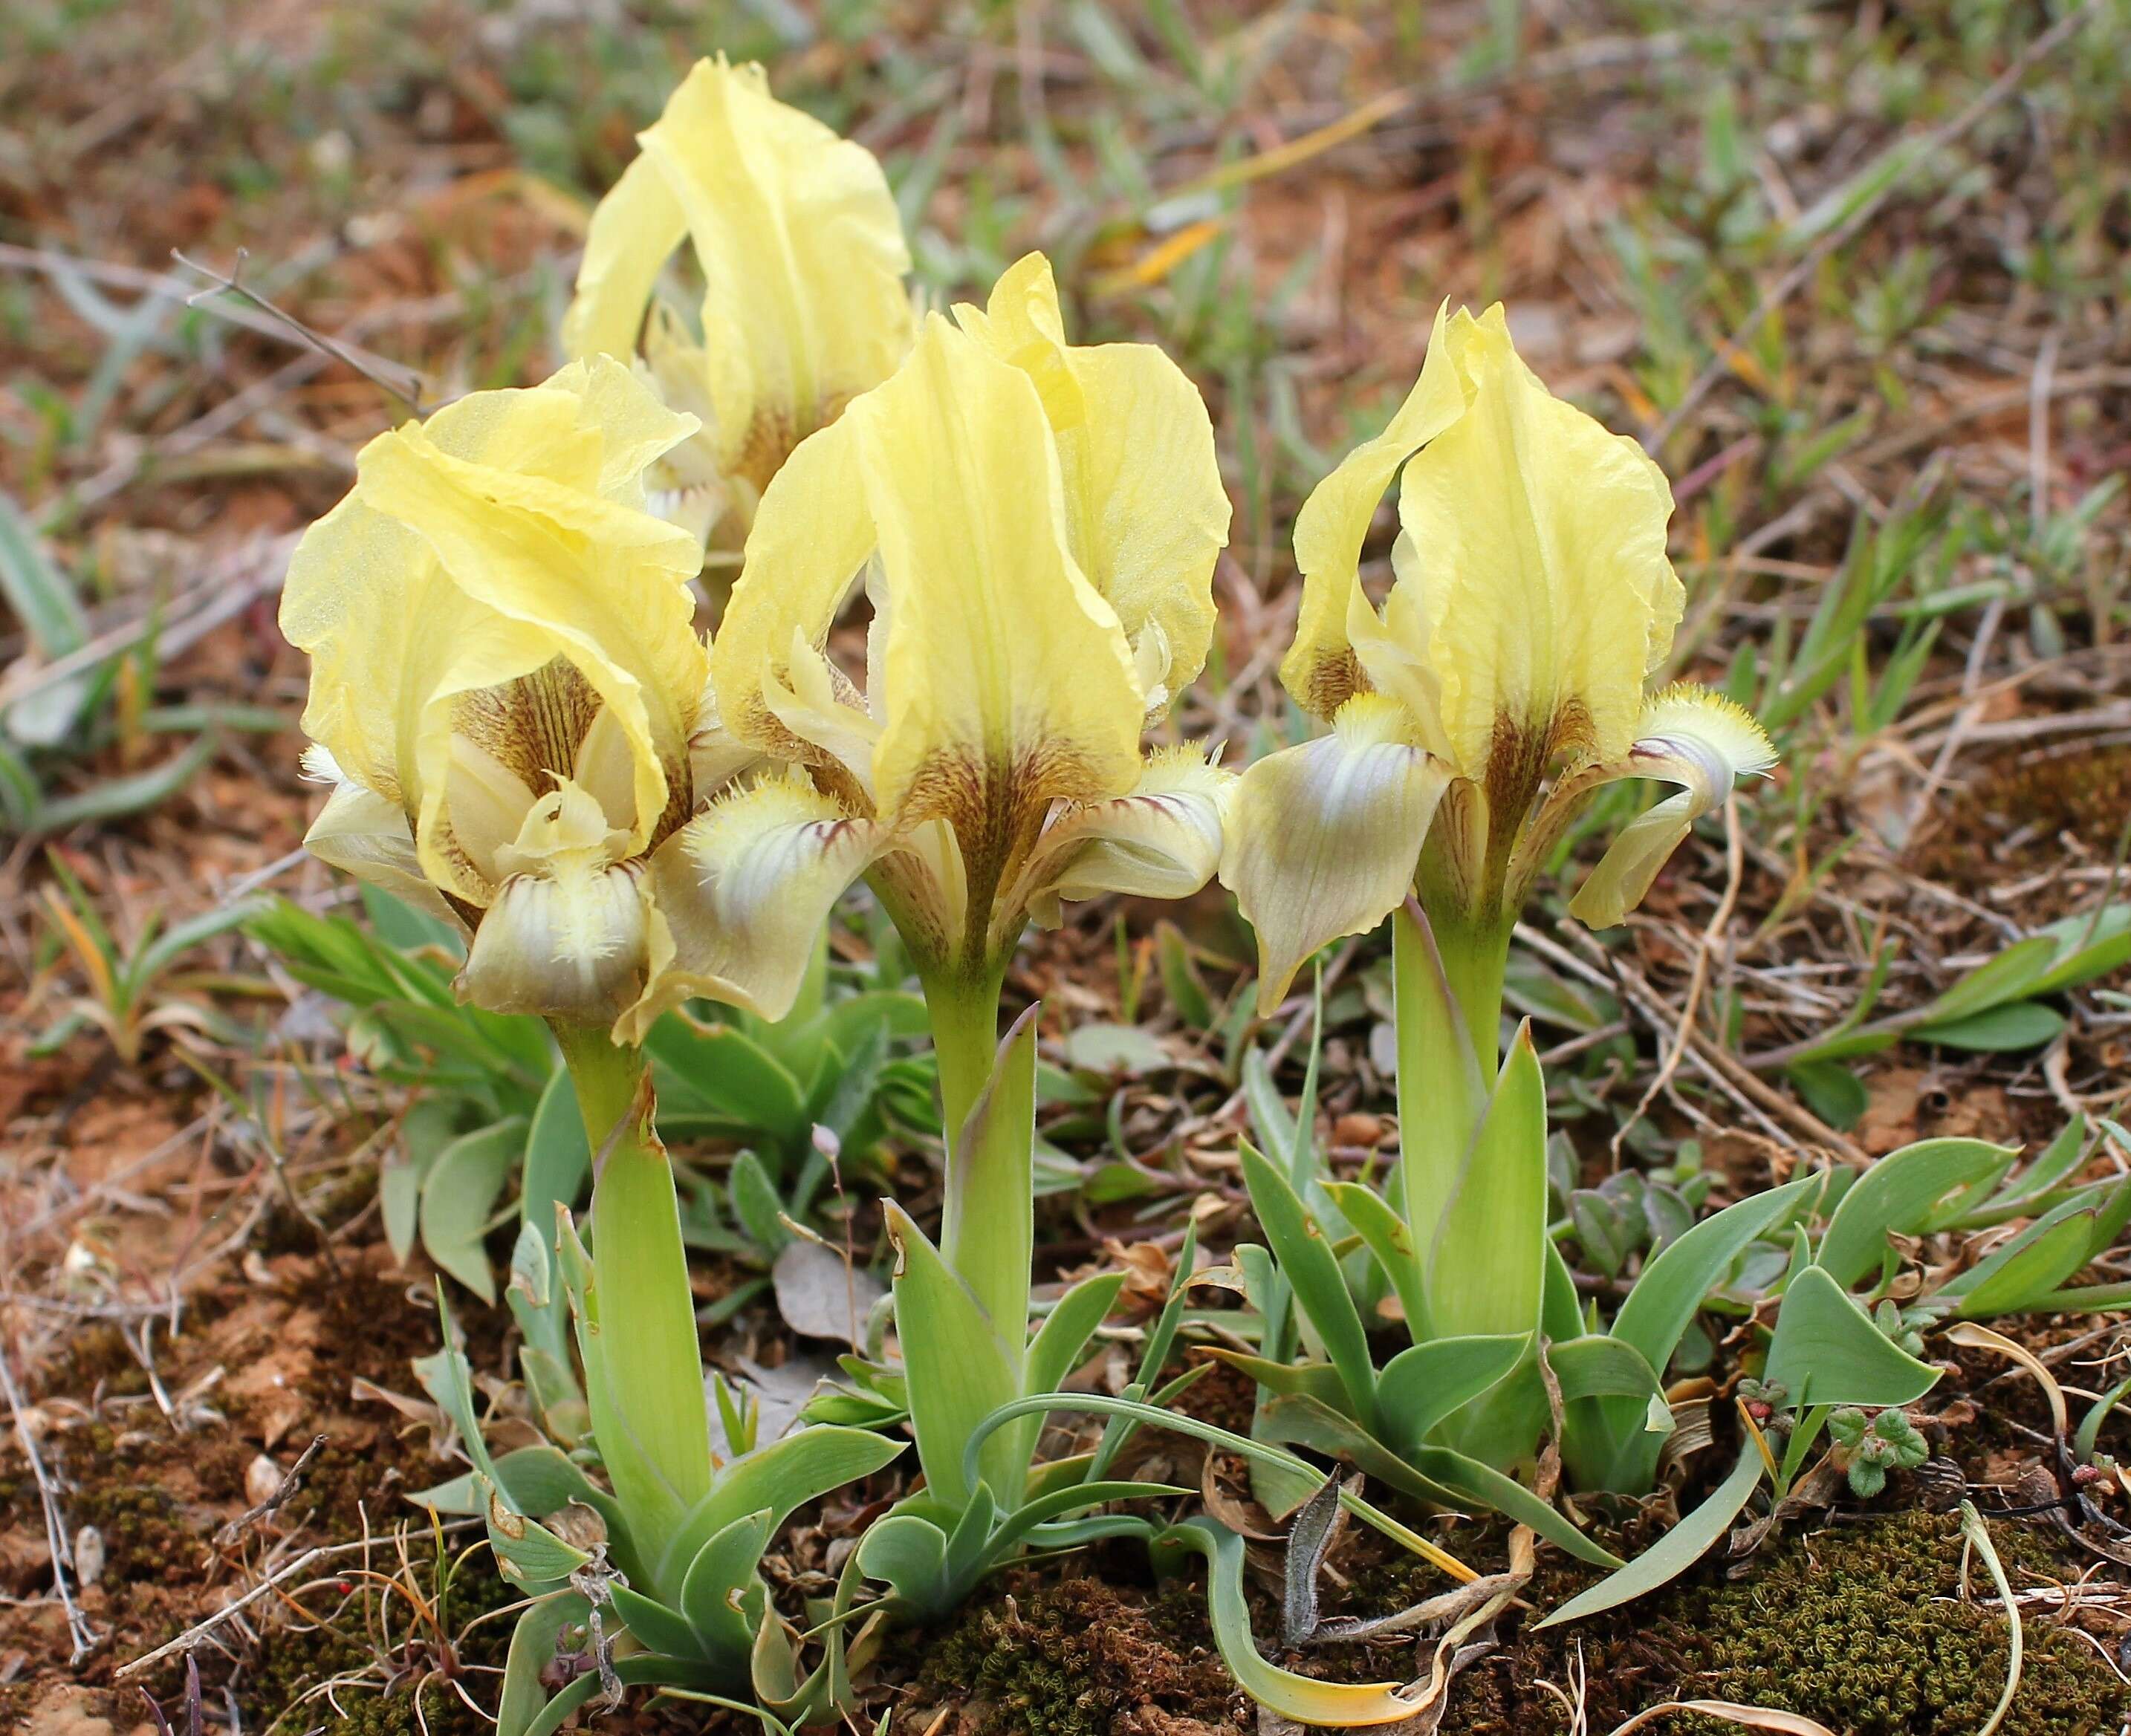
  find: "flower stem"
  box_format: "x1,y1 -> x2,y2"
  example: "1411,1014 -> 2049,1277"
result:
1394,907 -> 1550,1468
1437,915 -> 1508,1082
924,966 -> 1030,1367
1392,903 -> 1510,1256
927,966 -> 1006,1145
551,1021 -> 712,1545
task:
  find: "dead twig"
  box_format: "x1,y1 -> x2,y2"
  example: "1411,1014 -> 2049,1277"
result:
171,248 -> 425,414
215,1433 -> 328,1547
1613,792 -> 1746,1164
0,1340 -> 100,1663
0,241 -> 418,403
114,1547 -> 325,1680
1526,923 -> 1869,1165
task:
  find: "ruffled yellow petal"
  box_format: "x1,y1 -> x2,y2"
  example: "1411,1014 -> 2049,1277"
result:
282,491 -> 479,814
1280,302 -> 1462,719
956,254 -> 1229,710
559,148 -> 688,366
1219,695 -> 1452,1013
860,315 -> 1144,848
710,412 -> 877,761
562,57 -> 912,495
1392,305 -> 1682,778
1566,686 -> 1777,927
419,356 -> 698,504
289,361 -> 708,903
1005,746 -> 1232,941
623,770 -> 883,1036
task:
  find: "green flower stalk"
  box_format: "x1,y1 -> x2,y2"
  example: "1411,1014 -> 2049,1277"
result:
549,1023 -> 710,1538
651,255 -> 1232,1511
280,352 -> 904,1729
1219,305 -> 1777,1472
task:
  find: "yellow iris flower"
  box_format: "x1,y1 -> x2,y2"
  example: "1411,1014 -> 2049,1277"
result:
621,254 -> 1231,1062
1222,304 -> 1775,1010
561,57 -> 913,553
281,358 -> 733,1025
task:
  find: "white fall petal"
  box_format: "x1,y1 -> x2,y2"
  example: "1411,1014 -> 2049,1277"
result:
623,770 -> 886,1036
299,753 -> 459,926
1566,686 -> 1778,928
1008,747 -> 1233,940
1220,695 -> 1452,1012
458,783 -> 649,1020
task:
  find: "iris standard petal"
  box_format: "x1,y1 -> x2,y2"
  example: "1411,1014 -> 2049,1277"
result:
287,503 -> 562,906
560,146 -> 690,366
860,316 -> 1144,851
352,363 -> 707,862
564,57 -> 911,495
282,361 -> 710,912
957,254 -> 1229,710
1392,306 -> 1682,778
1279,302 -> 1462,720
710,412 -> 877,759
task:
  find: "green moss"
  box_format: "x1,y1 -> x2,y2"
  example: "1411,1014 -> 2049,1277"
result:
282,1439 -> 421,1533
1927,745 -> 2131,894
1663,1511 -> 2128,1736
46,1323 -> 152,1400
1317,1509 -> 2125,1736
231,1549 -> 520,1735
909,1568 -> 1238,1736
75,1478 -> 194,1586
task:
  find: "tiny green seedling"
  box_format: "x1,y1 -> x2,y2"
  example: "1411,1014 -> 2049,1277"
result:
33,850 -> 264,1064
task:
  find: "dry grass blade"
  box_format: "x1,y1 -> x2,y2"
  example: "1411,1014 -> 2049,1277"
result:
1958,1501 -> 2026,1736
1603,1700 -> 1838,1736
0,1343 -> 99,1663
1612,790 -> 1746,1163
1947,1321 -> 2070,1437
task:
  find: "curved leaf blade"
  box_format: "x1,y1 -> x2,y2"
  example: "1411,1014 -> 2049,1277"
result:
1155,1516 -> 1419,1726
1533,1447 -> 1763,1630
1763,1265 -> 1939,1406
